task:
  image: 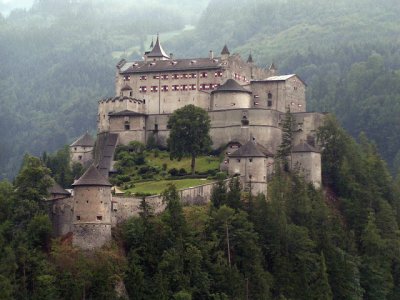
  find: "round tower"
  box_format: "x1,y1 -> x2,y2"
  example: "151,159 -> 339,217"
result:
211,79 -> 252,110
72,165 -> 112,250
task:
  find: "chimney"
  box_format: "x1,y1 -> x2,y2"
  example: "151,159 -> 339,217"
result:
209,50 -> 214,60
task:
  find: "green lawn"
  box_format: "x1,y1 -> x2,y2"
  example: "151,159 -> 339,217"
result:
125,178 -> 214,195
146,150 -> 220,173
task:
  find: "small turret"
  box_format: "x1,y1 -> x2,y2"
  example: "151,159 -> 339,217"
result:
247,53 -> 253,64
145,34 -> 170,61
221,44 -> 230,60
70,132 -> 95,167
269,63 -> 277,76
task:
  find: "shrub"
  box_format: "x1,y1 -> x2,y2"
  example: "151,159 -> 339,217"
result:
162,163 -> 168,171
179,168 -> 187,176
169,168 -> 178,176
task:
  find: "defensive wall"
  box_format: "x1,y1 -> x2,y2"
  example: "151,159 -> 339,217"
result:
48,180 -> 220,237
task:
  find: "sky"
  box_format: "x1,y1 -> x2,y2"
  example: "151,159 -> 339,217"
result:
0,0 -> 34,15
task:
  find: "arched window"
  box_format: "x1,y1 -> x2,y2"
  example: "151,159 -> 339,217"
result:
124,121 -> 130,130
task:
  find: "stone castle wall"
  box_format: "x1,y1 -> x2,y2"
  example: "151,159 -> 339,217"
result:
49,180 -> 221,240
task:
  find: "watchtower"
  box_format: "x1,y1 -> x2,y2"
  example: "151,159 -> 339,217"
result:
72,165 -> 112,250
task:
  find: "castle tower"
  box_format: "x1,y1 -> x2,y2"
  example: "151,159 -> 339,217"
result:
227,139 -> 273,194
221,44 -> 230,61
291,142 -> 322,188
211,79 -> 252,110
72,165 -> 112,250
70,132 -> 94,167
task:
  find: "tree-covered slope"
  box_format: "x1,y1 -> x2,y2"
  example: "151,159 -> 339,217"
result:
168,0 -> 400,172
0,0 -> 209,179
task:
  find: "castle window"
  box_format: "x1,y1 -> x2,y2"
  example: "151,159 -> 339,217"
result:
268,100 -> 272,107
153,75 -> 160,79
189,73 -> 197,78
151,86 -> 159,92
124,121 -> 130,130
76,216 -> 80,220
161,85 -> 168,92
249,175 -> 252,179
249,158 -> 253,162
172,74 -> 179,79
237,159 -> 241,163
139,86 -> 147,93
172,85 -> 179,91
189,84 -> 197,90
161,74 -> 168,80
154,124 -> 158,132
78,155 -> 82,160
215,71 -> 223,77
181,74 -> 189,79
124,75 -> 131,81
200,72 -> 208,78
139,75 -> 147,80
181,84 -> 188,91
129,91 -> 133,96
74,147 -> 77,151
97,216 -> 103,221
268,92 -> 272,99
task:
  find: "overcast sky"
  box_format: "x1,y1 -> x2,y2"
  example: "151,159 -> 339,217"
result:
0,0 -> 34,15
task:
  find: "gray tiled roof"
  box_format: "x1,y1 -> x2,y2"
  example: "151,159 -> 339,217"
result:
72,165 -> 111,187
70,132 -> 95,147
292,142 -> 320,153
147,35 -> 170,58
212,79 -> 251,94
121,84 -> 133,91
120,57 -> 223,74
229,140 -> 268,157
221,44 -> 230,55
48,181 -> 70,195
108,110 -> 147,117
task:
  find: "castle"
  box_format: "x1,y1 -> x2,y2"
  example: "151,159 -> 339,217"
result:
49,36 -> 325,249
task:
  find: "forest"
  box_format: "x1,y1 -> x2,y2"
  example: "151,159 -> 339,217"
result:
1,117 -> 400,299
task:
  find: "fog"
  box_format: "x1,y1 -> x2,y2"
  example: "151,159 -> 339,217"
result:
0,0 -> 34,15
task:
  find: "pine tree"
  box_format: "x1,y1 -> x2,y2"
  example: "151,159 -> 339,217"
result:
277,108 -> 295,171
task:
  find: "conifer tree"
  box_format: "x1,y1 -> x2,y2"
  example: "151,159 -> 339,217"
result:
277,108 -> 295,170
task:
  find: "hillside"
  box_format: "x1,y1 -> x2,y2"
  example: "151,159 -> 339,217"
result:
0,0 -> 209,179
168,0 -> 400,172
1,0 -> 400,179
1,118 -> 400,298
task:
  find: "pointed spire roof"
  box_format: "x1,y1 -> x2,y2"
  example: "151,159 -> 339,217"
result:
147,34 -> 170,58
247,53 -> 253,63
269,63 -> 277,70
70,132 -> 95,147
229,140 -> 269,158
48,181 -> 71,195
72,165 -> 111,187
212,79 -> 252,94
221,44 -> 230,55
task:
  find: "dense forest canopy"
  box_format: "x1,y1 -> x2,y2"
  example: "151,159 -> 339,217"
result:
1,118 -> 400,298
1,0 -> 400,178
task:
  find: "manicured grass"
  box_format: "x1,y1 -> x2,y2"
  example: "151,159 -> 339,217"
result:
145,150 -> 220,173
125,178 -> 214,195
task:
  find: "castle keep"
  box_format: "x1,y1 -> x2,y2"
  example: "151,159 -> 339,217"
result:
59,36 -> 325,249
